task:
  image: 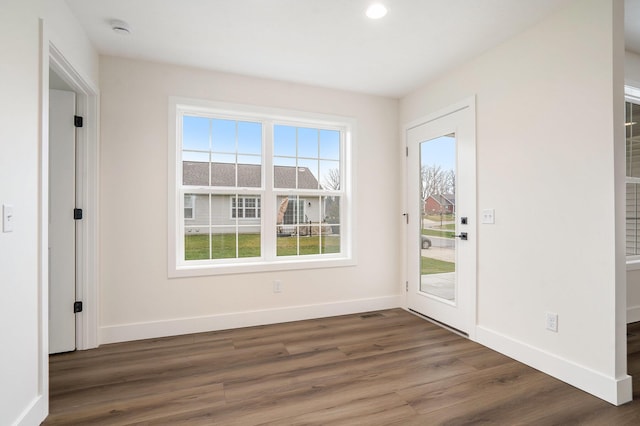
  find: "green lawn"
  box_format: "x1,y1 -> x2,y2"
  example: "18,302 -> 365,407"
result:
185,233 -> 260,260
425,214 -> 454,222
185,233 -> 340,260
422,229 -> 455,238
277,235 -> 340,256
421,256 -> 455,275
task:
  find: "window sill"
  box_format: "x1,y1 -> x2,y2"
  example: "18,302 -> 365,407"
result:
627,258 -> 640,271
169,256 -> 356,278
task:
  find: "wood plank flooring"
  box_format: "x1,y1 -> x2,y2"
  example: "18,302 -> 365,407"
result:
45,309 -> 640,425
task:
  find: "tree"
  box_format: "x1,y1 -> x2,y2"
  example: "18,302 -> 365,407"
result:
323,168 -> 340,190
444,169 -> 455,196
323,168 -> 340,223
420,164 -> 455,211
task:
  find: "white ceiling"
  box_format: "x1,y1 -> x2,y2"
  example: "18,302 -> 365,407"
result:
66,0 -> 637,98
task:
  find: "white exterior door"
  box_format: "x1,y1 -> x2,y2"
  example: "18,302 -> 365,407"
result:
406,98 -> 476,336
49,89 -> 77,354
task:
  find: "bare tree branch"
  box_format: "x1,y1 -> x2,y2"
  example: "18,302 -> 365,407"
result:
421,164 -> 455,202
323,168 -> 340,190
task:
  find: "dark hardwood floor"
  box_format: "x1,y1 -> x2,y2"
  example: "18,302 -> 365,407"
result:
46,309 -> 640,425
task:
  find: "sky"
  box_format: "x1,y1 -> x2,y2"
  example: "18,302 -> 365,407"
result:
420,134 -> 456,172
182,115 -> 341,187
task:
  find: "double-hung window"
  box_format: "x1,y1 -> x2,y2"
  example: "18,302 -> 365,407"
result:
169,98 -> 354,276
627,89 -> 640,262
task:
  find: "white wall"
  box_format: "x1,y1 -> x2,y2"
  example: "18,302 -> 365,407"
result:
0,3 -> 43,423
98,56 -> 401,343
0,1 -> 98,424
401,0 -> 628,405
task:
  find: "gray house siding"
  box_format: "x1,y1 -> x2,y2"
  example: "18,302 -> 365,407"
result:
183,162 -> 334,236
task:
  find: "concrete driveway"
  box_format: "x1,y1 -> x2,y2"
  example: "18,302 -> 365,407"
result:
422,246 -> 455,262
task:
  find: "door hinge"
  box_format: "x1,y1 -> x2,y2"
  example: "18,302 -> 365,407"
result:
74,115 -> 84,128
406,146 -> 408,157
402,213 -> 408,224
406,281 -> 408,292
74,208 -> 83,220
74,301 -> 83,313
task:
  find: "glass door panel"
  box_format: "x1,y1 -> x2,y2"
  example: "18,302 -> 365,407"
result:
419,134 -> 457,302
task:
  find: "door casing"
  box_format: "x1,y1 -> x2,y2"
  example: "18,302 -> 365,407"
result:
404,96 -> 477,340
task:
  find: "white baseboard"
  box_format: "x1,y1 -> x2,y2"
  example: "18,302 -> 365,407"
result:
14,395 -> 46,426
99,295 -> 401,345
476,326 -> 632,406
627,305 -> 640,323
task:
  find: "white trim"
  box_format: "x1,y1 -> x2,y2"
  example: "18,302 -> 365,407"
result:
403,96 -> 477,340
476,326 -> 632,406
48,41 -> 100,350
625,85 -> 640,102
99,295 -> 401,344
628,305 -> 640,323
34,18 -> 50,426
14,395 -> 47,426
626,258 -> 640,270
168,97 -> 356,277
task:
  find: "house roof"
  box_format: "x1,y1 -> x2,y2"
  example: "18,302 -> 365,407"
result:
427,193 -> 455,206
183,161 -> 320,189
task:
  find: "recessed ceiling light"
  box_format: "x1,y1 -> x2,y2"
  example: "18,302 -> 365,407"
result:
110,19 -> 131,35
366,3 -> 388,19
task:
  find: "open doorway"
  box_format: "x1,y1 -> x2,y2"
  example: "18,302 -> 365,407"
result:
48,69 -> 78,353
47,44 -> 99,351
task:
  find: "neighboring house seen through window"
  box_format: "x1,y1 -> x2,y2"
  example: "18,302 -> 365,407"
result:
169,99 -> 353,276
232,196 -> 261,219
184,194 -> 195,220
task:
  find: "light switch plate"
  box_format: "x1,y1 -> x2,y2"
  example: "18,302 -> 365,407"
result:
3,204 -> 14,232
482,209 -> 495,224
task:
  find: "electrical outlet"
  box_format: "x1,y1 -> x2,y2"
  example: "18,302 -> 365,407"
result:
545,312 -> 558,332
273,280 -> 282,293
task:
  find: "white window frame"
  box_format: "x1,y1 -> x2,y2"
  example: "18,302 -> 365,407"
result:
168,97 -> 356,277
626,86 -> 640,269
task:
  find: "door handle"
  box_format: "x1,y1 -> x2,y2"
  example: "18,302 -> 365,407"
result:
454,232 -> 468,240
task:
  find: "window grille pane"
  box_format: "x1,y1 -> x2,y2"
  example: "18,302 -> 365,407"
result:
274,125 -> 296,157
238,231 -> 261,258
212,119 -> 236,153
627,102 -> 640,178
320,161 -> 340,190
276,196 -> 339,257
182,116 -> 210,151
211,231 -> 237,259
627,183 -> 640,256
184,194 -> 196,220
184,194 -> 210,260
298,127 -> 318,158
320,129 -> 340,160
238,121 -> 262,155
628,101 -> 640,256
